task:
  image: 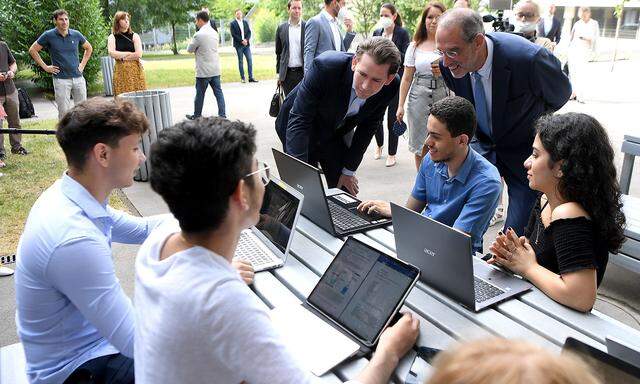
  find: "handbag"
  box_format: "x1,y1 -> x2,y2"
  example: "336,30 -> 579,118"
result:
269,84 -> 285,117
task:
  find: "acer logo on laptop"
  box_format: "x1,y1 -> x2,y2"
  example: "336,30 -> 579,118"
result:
423,248 -> 436,257
296,184 -> 304,191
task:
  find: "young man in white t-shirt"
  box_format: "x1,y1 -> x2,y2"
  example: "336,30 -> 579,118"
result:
134,117 -> 420,383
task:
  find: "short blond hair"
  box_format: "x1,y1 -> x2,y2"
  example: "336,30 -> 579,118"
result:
426,338 -> 601,384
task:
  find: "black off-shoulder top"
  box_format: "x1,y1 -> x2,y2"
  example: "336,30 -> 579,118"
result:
524,198 -> 608,286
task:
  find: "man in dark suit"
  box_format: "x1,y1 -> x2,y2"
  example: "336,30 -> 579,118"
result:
537,4 -> 562,43
230,9 -> 257,83
276,0 -> 306,95
276,37 -> 401,195
436,8 -> 571,234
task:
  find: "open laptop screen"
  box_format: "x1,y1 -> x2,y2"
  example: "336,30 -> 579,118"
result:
563,337 -> 640,383
307,237 -> 419,345
256,180 -> 300,253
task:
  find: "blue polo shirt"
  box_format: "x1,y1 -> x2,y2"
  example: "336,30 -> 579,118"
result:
411,148 -> 501,253
36,28 -> 87,79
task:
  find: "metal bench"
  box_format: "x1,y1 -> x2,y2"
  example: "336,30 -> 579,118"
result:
0,343 -> 28,384
620,135 -> 640,195
611,195 -> 640,273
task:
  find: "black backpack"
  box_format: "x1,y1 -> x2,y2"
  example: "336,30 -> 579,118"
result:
18,88 -> 35,119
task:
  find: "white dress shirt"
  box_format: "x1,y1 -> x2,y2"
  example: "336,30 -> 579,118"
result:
470,36 -> 494,133
543,15 -> 554,36
237,18 -> 245,40
321,9 -> 342,51
288,20 -> 303,68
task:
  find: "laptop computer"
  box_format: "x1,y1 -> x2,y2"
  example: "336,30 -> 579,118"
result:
607,336 -> 640,368
270,236 -> 420,376
390,203 -> 532,312
564,337 -> 640,383
234,176 -> 303,272
272,148 -> 391,236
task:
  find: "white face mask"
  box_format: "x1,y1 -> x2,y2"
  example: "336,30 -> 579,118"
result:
379,17 -> 394,29
337,7 -> 349,23
513,19 -> 537,34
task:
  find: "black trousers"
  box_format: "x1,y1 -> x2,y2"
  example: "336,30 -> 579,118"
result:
64,354 -> 134,384
282,67 -> 304,96
374,91 -> 399,156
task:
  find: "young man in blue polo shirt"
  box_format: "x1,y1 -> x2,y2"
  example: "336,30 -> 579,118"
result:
29,9 -> 93,120
358,96 -> 501,253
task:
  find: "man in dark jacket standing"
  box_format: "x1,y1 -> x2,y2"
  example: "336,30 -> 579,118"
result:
230,9 -> 257,83
276,37 -> 401,195
276,0 -> 306,95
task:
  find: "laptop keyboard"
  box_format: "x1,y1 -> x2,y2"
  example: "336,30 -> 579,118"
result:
327,200 -> 370,232
474,277 -> 505,303
235,232 -> 276,268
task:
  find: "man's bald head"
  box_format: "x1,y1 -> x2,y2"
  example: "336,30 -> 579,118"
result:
437,8 -> 485,42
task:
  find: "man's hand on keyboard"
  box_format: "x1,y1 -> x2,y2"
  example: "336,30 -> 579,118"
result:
232,259 -> 255,285
357,200 -> 392,218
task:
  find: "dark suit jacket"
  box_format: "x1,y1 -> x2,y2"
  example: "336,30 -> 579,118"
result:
372,26 -> 410,77
275,21 -> 306,82
537,16 -> 562,43
230,19 -> 251,48
439,32 -> 571,184
276,51 -> 400,172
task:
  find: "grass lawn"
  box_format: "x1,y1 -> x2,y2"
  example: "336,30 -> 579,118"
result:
143,52 -> 277,88
0,120 -> 131,256
17,51 -> 277,95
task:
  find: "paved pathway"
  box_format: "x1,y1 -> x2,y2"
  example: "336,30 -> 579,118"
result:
1,59 -> 639,347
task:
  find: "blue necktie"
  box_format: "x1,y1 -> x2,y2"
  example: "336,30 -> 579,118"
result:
472,72 -> 491,137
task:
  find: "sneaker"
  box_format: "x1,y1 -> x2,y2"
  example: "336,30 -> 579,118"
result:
374,146 -> 382,160
385,155 -> 396,167
185,114 -> 200,120
241,79 -> 247,83
11,146 -> 28,155
490,205 -> 505,227
248,78 -> 258,83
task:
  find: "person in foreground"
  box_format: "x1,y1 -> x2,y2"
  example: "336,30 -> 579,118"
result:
135,117 -> 419,383
359,96 -> 501,254
14,98 -> 167,384
426,337 -> 600,384
489,113 -> 626,312
276,37 -> 401,195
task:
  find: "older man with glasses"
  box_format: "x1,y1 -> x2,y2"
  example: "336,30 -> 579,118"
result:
434,8 -> 571,236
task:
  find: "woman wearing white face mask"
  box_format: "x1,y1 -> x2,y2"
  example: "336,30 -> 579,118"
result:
512,0 -> 554,51
372,3 -> 410,167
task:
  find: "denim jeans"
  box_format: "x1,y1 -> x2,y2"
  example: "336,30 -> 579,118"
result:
235,45 -> 254,80
193,76 -> 226,118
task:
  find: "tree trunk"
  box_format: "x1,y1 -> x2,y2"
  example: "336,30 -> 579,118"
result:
611,9 -> 623,71
171,22 -> 178,55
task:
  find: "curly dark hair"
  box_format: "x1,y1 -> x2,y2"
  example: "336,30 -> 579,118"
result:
536,113 -> 626,253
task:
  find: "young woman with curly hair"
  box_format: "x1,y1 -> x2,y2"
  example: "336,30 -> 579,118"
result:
488,113 -> 626,312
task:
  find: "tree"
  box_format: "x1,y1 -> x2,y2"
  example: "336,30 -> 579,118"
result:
146,0 -> 201,54
611,0 -> 629,71
352,0 -> 380,37
104,0 -> 155,33
0,0 -> 109,91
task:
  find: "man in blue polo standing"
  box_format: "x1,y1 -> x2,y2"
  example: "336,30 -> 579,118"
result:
29,9 -> 93,120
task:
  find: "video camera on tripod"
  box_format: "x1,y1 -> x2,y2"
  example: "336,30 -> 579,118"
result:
482,0 -> 514,32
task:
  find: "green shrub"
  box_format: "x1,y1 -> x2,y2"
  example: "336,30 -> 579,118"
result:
252,9 -> 279,43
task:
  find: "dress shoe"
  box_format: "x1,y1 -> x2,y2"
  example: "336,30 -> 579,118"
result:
374,146 -> 382,160
385,155 -> 396,167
